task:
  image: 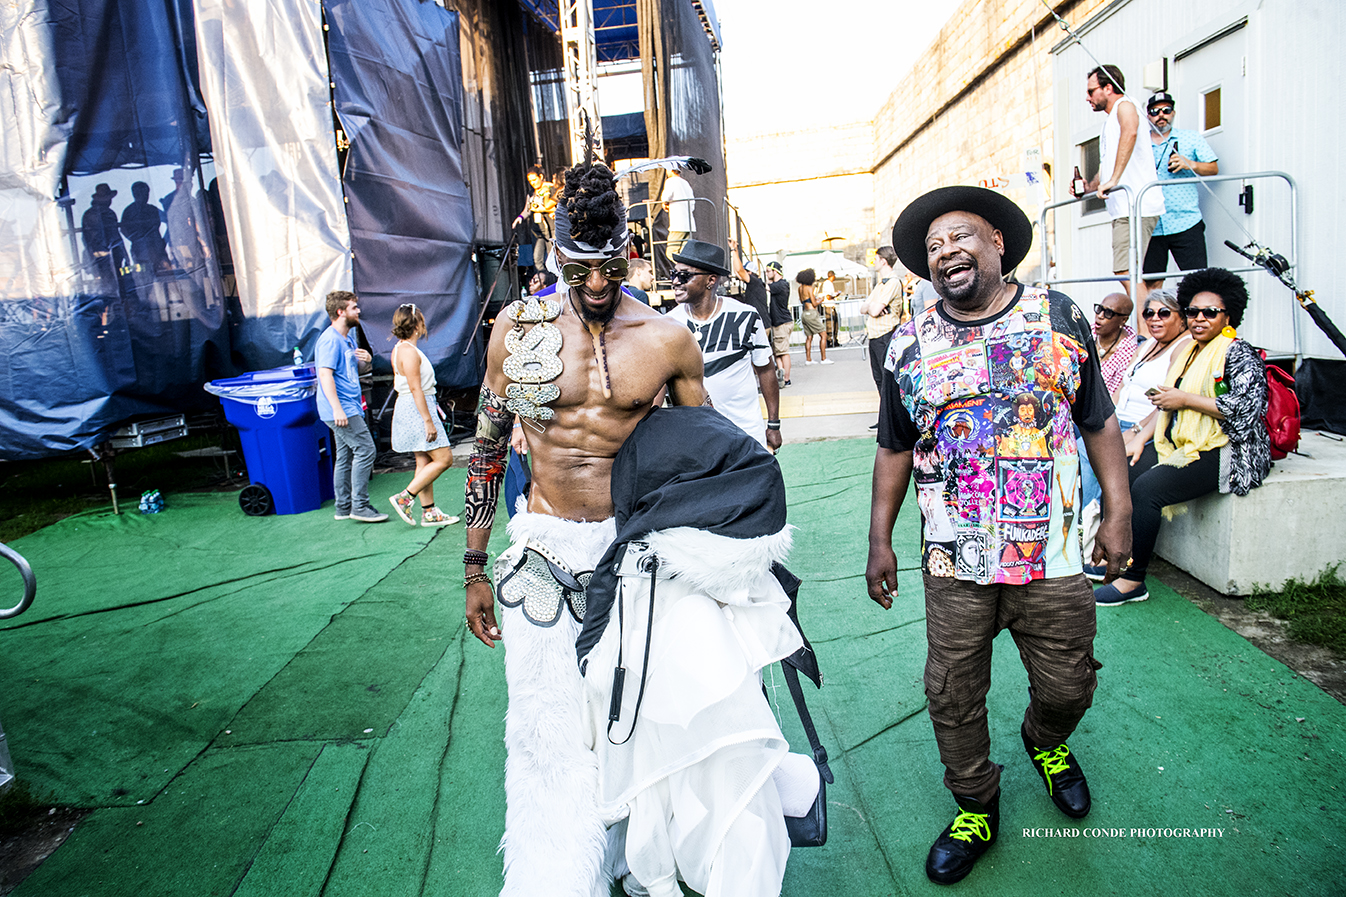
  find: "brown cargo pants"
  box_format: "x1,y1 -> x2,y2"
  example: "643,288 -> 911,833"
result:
922,572 -> 1102,806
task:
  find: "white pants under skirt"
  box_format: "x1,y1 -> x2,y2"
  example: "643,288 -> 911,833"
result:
496,510 -> 616,897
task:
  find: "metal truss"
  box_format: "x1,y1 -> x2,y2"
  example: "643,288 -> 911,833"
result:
559,0 -> 603,163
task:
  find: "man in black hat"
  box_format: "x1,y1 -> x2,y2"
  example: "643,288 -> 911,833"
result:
81,183 -> 127,295
1142,90 -> 1220,287
865,186 -> 1133,885
669,239 -> 781,450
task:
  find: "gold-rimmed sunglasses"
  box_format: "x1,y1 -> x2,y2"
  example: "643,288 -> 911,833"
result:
560,257 -> 629,286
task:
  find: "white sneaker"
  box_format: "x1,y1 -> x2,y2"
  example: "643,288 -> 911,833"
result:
804,360 -> 817,365
819,359 -> 835,365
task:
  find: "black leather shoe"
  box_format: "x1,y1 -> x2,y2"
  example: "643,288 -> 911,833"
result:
926,790 -> 999,885
1022,723 -> 1091,818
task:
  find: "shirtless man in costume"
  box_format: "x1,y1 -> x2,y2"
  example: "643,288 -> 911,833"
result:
462,162 -> 708,897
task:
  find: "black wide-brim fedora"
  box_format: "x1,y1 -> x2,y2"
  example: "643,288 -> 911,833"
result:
671,239 -> 732,277
892,185 -> 1033,280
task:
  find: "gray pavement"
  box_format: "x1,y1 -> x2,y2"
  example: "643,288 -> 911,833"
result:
776,342 -> 880,443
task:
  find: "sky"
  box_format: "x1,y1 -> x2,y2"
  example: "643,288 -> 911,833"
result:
712,0 -> 962,136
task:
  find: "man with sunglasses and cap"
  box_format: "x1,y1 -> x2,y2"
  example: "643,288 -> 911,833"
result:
669,239 -> 781,451
866,186 -> 1133,885
1142,90 -> 1220,288
462,161 -> 709,896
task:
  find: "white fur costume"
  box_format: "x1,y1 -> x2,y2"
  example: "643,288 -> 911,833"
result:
583,525 -> 816,897
496,509 -> 617,897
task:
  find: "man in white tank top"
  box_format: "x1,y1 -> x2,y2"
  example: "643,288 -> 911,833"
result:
1074,64 -> 1165,297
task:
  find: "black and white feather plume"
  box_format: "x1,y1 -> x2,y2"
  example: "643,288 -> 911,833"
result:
614,156 -> 713,180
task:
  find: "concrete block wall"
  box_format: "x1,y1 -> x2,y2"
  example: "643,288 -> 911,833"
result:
728,173 -> 876,257
872,0 -> 1111,277
728,122 -> 875,188
725,0 -> 1114,268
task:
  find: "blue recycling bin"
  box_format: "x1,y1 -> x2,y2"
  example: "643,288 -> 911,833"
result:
206,365 -> 335,516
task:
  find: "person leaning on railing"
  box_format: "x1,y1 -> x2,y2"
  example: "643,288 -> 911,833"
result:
1093,268 -> 1271,605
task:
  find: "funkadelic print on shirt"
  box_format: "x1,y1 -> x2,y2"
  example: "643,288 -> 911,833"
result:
881,286 -> 1109,585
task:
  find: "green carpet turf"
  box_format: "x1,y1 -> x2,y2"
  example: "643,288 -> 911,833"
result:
232,742 -> 369,897
0,480 -> 438,807
4,446 -> 1345,896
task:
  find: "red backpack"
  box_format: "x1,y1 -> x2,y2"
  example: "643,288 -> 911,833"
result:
1261,352 -> 1301,460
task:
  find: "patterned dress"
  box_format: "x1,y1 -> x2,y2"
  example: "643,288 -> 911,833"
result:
390,343 -> 451,452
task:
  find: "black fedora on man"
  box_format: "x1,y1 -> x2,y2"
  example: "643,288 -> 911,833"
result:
891,185 -> 1033,280
671,239 -> 732,277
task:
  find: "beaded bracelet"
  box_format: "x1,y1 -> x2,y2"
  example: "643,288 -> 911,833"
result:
464,549 -> 488,567
464,571 -> 491,589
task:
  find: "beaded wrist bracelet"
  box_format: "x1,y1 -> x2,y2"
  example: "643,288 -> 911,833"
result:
464,549 -> 489,567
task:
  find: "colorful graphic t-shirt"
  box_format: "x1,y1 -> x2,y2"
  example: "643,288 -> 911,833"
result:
878,285 -> 1114,584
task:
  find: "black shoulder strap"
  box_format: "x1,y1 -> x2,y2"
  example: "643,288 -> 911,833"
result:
607,556 -> 658,746
781,660 -> 834,784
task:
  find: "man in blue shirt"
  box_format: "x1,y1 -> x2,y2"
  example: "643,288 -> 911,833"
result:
1141,91 -> 1220,288
316,290 -> 387,522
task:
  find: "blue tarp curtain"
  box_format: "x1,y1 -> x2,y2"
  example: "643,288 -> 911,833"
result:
0,0 -> 229,460
325,0 -> 480,389
0,0 -> 478,460
52,0 -> 210,174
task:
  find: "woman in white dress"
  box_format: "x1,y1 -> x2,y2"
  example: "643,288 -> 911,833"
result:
388,304 -> 458,526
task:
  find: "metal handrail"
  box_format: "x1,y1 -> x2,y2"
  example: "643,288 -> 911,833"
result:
1037,184 -> 1137,293
1038,171 -> 1299,310
1133,170 -> 1300,352
642,196 -> 722,292
0,542 -> 36,620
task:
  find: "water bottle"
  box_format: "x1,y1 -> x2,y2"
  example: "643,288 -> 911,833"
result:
293,345 -> 303,366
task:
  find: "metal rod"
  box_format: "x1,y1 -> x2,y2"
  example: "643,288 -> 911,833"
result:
0,542 -> 37,620
461,202 -> 531,356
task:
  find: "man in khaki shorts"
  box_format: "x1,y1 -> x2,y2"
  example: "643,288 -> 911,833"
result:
1074,64 -> 1165,297
765,260 -> 794,386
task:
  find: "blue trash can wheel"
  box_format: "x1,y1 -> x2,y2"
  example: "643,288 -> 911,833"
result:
240,483 -> 274,516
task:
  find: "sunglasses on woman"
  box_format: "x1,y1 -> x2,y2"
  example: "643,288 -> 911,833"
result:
560,256 -> 629,286
1183,306 -> 1226,320
1141,307 -> 1174,319
1093,304 -> 1124,320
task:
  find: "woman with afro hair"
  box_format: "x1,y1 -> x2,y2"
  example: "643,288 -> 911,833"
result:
1094,267 -> 1271,605
795,267 -> 829,365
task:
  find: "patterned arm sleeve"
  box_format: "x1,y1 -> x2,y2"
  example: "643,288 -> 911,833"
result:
1216,339 -> 1268,444
463,385 -> 514,531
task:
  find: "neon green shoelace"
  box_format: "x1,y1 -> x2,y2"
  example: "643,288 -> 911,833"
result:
949,809 -> 992,843
1032,744 -> 1073,793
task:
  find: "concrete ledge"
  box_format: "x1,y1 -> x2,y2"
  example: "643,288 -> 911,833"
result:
1156,430 -> 1346,595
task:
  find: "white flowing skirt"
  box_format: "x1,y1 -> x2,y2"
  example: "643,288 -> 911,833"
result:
583,527 -> 810,897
